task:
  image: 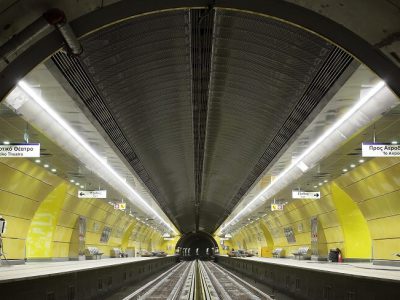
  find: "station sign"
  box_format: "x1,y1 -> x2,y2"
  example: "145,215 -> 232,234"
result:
0,143 -> 40,158
271,203 -> 284,211
362,143 -> 400,157
78,190 -> 107,198
292,190 -> 320,199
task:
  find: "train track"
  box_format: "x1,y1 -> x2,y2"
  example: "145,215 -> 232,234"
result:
198,260 -> 273,300
123,260 -> 273,299
123,261 -> 196,299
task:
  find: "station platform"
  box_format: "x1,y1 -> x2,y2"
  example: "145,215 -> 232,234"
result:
0,257 -> 157,283
0,256 -> 177,300
242,256 -> 400,282
217,255 -> 400,300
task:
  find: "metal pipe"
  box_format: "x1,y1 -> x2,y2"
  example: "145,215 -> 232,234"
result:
43,8 -> 83,55
0,8 -> 82,64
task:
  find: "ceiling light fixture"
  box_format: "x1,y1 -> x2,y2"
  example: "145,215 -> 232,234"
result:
35,159 -> 41,163
359,159 -> 365,163
51,168 -> 56,172
221,80 -> 391,234
3,141 -> 10,145
44,164 -> 49,168
70,179 -> 75,183
350,164 -> 356,168
342,168 -> 348,172
17,81 -> 176,234
391,141 -> 398,145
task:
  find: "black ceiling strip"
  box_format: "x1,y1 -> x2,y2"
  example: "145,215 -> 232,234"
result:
214,46 -> 353,231
51,51 -> 179,228
190,9 -> 215,231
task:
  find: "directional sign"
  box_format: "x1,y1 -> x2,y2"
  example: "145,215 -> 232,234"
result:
271,203 -> 284,211
78,190 -> 107,198
292,190 -> 320,199
0,143 -> 40,158
362,143 -> 400,157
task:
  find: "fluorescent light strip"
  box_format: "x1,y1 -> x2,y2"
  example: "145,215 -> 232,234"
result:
18,81 -> 175,234
222,80 -> 385,232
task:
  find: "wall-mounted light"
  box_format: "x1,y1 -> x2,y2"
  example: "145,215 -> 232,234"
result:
13,81 -> 176,234
221,80 -> 399,234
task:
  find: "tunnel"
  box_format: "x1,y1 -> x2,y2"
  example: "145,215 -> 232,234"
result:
0,1 -> 400,299
175,231 -> 218,259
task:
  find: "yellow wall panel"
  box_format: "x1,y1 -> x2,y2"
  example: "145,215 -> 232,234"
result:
26,183 -> 68,258
1,215 -> 31,238
331,183 -> 371,258
0,190 -> 38,218
372,239 -> 400,260
1,238 -> 26,259
368,215 -> 400,239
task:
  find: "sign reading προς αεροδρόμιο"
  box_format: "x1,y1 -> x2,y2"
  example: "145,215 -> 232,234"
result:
362,143 -> 400,157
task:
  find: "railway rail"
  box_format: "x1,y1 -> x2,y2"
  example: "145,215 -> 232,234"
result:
123,259 -> 273,299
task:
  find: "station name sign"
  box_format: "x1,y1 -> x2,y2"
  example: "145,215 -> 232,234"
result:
362,143 -> 400,157
292,190 -> 320,199
78,190 -> 107,198
0,143 -> 40,158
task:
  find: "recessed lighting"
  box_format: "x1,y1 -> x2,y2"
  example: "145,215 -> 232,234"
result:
44,164 -> 49,168
391,141 -> 398,145
70,179 -> 75,183
359,159 -> 365,163
350,164 -> 356,168
75,182 -> 80,186
343,168 -> 348,172
35,159 -> 41,163
51,168 -> 56,172
80,185 -> 84,188
324,180 -> 328,183
3,141 -> 10,145
318,183 -> 322,186
17,80 -> 176,235
313,185 -> 318,188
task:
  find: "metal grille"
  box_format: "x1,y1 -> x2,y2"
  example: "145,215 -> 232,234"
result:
190,9 -> 215,230
51,51 -> 177,224
224,47 -> 353,217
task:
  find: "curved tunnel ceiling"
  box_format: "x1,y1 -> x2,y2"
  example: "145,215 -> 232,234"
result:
49,8 -> 353,234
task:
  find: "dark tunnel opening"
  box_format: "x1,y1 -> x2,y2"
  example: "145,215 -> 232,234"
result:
175,231 -> 219,260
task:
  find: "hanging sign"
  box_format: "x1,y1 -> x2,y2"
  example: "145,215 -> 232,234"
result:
362,143 -> 400,157
292,190 -> 320,199
78,190 -> 107,198
113,202 -> 126,210
0,143 -> 40,158
271,203 -> 284,211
